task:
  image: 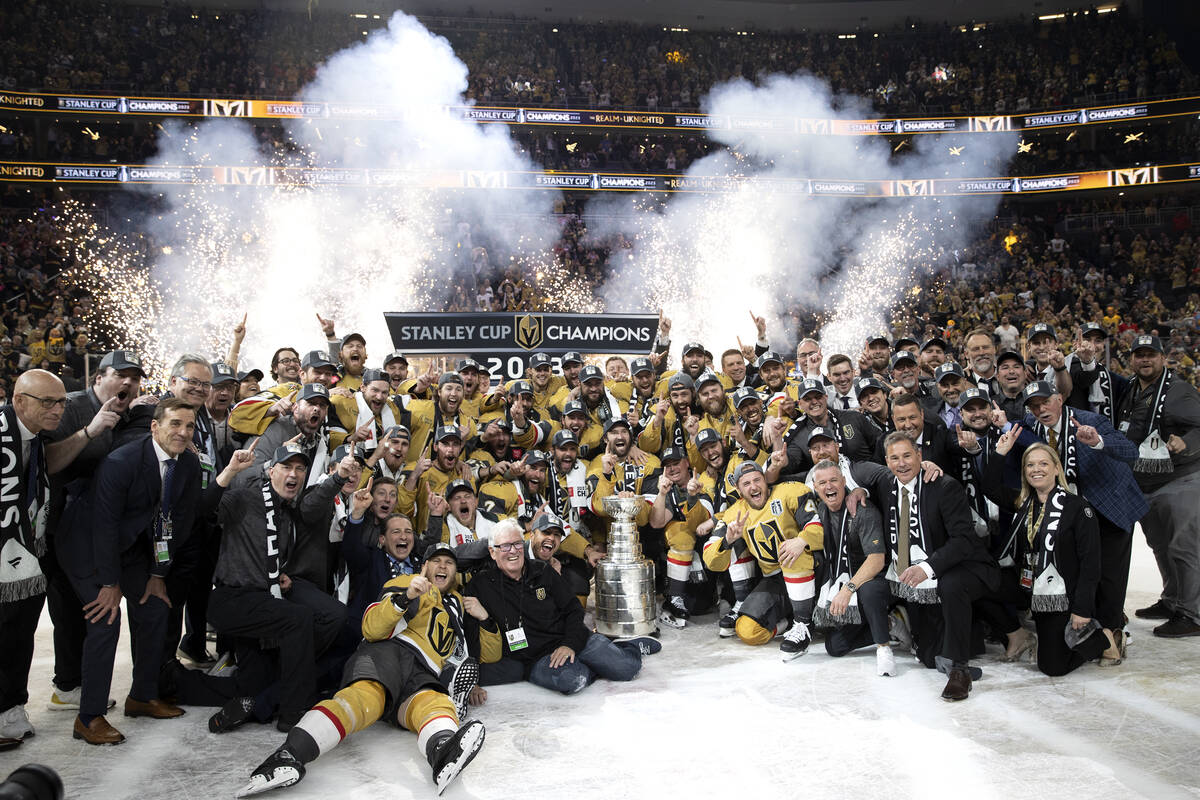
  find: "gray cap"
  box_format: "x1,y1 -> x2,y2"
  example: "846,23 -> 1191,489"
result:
301,350 -> 336,370
271,443 -> 311,468
99,350 -> 146,377
695,370 -> 723,389
562,400 -> 587,417
807,426 -> 836,445
660,446 -> 687,464
1131,334 -> 1164,354
532,513 -> 566,534
732,387 -> 761,408
959,388 -> 989,408
297,383 -> 330,403
630,357 -> 653,376
579,365 -> 604,383
552,429 -> 579,448
667,373 -> 695,392
434,425 -> 463,443
731,460 -> 764,483
1022,380 -> 1057,404
799,378 -> 825,398
934,362 -> 965,382
210,361 -> 237,385
854,377 -> 885,397
695,427 -> 723,448
1027,323 -> 1056,341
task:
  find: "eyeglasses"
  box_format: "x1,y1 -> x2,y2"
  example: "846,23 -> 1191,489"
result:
18,392 -> 67,409
491,542 -> 524,552
277,357 -> 301,365
178,377 -> 212,391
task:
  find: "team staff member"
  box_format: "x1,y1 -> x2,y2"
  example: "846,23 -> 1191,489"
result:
466,520 -> 659,695
0,370 -> 66,748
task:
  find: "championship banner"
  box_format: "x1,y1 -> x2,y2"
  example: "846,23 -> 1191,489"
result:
5,159 -> 1200,196
385,312 -> 658,355
1,88 -> 1196,135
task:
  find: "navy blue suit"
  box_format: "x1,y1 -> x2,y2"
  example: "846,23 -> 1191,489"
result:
58,435 -> 203,719
1017,407 -> 1147,629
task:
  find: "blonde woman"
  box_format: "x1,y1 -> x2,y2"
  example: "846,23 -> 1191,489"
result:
993,429 -> 1124,675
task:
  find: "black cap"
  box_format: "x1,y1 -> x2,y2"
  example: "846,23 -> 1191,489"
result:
562,351 -> 585,366
667,373 -> 695,392
959,388 -> 989,408
890,351 -> 918,369
579,365 -> 604,383
99,350 -> 146,377
509,379 -> 534,396
661,446 -> 687,464
630,357 -> 653,376
695,427 -> 723,448
331,443 -> 353,463
552,429 -> 579,448
996,349 -> 1025,367
482,417 -> 512,433
210,361 -> 237,385
445,479 -> 474,500
1027,323 -> 1056,341
562,400 -> 587,417
603,416 -> 631,434
756,351 -> 784,369
422,542 -> 458,564
934,362 -> 965,382
271,443 -> 311,468
340,332 -> 366,348
732,387 -> 760,408
383,350 -> 408,366
529,353 -> 552,368
434,425 -> 463,443
854,376 -> 885,397
867,333 -> 891,346
682,341 -> 706,356
238,368 -> 264,383
894,335 -> 919,350
302,350 -> 336,370
695,370 -> 723,389
297,382 -> 330,403
1022,380 -> 1057,404
532,513 -> 566,534
921,336 -> 949,353
731,460 -> 764,483
361,368 -> 389,386
1080,322 -> 1107,339
525,449 -> 551,467
456,358 -> 481,373
807,426 -> 836,445
799,378 -> 825,398
1131,333 -> 1164,354
438,372 -> 464,387
383,424 -> 410,440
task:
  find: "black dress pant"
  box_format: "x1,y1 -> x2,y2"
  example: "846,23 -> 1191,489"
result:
1034,611 -> 1109,676
69,543 -> 169,718
163,519 -> 218,660
0,593 -> 46,711
972,567 -> 1026,639
40,533 -> 86,692
1095,516 -> 1133,631
908,566 -> 993,668
825,578 -> 892,656
207,578 -> 345,718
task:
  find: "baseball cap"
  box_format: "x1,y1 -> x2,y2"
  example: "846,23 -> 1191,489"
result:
996,349 -> 1025,367
630,357 -> 653,376
361,368 -> 389,386
482,417 -> 512,433
603,417 -> 631,434
732,387 -> 760,408
561,351 -> 585,366
552,429 -> 579,448
238,368 -> 264,383
667,373 -> 695,392
524,450 -> 551,467
890,351 -> 918,369
210,361 -> 237,385
799,378 -> 825,398
99,350 -> 146,377
301,350 -> 336,370
422,542 -> 458,564
867,334 -> 891,346
383,351 -> 408,366
660,446 -> 687,464
695,427 -> 723,448
456,358 -> 481,373
438,372 -> 464,387
340,332 -> 366,348
695,370 -> 723,389
731,460 -> 764,483
562,400 -> 587,417
271,443 -> 311,468
297,382 -> 330,403
934,362 -> 965,382
532,513 -> 566,534
854,377 -> 885,397
1022,381 -> 1057,403
383,424 -> 410,440
434,425 -> 463,443
509,379 -> 534,396
756,351 -> 784,369
921,336 -> 949,352
1131,334 -> 1164,354
579,365 -> 604,383
806,426 -> 836,445
1027,323 -> 1056,341
894,335 -> 919,350
445,479 -> 475,500
959,388 -> 990,408
529,353 -> 552,368
1080,322 -> 1107,339
682,341 -> 706,356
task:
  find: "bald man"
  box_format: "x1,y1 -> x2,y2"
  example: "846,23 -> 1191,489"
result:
0,370 -> 67,748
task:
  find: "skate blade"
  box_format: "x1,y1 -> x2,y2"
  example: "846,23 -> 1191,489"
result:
435,723 -> 486,796
235,768 -> 301,798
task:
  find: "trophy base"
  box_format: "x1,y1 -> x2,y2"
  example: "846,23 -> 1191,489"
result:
594,559 -> 658,638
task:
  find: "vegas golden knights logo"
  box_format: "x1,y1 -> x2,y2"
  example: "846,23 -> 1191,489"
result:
226,167 -> 270,185
798,118 -> 830,135
1110,167 -> 1155,186
895,179 -> 931,196
970,116 -> 1010,131
465,171 -> 505,188
514,314 -> 543,350
204,99 -> 250,117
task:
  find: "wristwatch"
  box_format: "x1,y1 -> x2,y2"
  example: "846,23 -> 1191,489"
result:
845,581 -> 858,593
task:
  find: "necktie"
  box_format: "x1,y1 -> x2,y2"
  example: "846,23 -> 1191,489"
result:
841,396 -> 850,409
24,437 -> 42,506
949,407 -> 962,428
897,487 -> 911,572
1047,428 -> 1058,448
159,458 -> 177,537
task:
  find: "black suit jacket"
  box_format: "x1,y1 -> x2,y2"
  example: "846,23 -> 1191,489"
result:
859,472 -> 1000,586
874,421 -> 966,476
58,435 -> 202,585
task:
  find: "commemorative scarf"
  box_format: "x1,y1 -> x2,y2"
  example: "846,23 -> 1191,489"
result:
355,392 -> 396,451
262,478 -> 284,599
0,406 -> 47,601
885,481 -> 939,604
296,429 -> 330,487
590,387 -> 624,427
547,461 -> 589,538
1132,369 -> 1174,474
1091,363 -> 1115,424
1035,415 -> 1078,492
446,511 -> 497,547
1008,487 -> 1071,613
813,506 -> 861,626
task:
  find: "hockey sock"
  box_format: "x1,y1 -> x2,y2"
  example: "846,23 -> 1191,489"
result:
402,689 -> 459,757
288,680 -> 386,763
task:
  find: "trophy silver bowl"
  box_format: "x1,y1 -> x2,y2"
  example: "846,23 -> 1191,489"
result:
594,495 -> 658,637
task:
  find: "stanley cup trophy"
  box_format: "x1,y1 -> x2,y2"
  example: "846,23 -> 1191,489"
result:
594,496 -> 658,637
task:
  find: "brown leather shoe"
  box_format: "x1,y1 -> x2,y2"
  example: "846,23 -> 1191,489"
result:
73,716 -> 125,745
124,697 -> 185,719
941,668 -> 972,701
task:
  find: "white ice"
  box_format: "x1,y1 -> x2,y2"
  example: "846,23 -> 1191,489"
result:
6,535 -> 1199,800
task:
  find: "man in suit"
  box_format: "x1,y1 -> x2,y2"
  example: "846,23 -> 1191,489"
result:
861,432 -> 1001,701
784,379 -> 880,475
0,370 -> 66,749
876,393 -> 966,475
58,397 -> 245,745
1019,380 -> 1147,637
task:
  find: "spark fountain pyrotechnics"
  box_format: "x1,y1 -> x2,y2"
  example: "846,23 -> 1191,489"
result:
52,12 -> 1012,379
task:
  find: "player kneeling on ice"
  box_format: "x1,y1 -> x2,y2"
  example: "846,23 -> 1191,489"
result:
703,461 -> 824,660
238,543 -> 487,797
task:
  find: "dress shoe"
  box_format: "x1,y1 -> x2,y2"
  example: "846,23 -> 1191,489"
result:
124,697 -> 185,719
0,735 -> 21,751
73,716 -> 125,745
1153,614 -> 1200,638
1134,600 -> 1171,620
941,668 -> 972,702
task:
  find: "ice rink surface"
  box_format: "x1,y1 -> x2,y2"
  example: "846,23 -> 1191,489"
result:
6,536 -> 1199,800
